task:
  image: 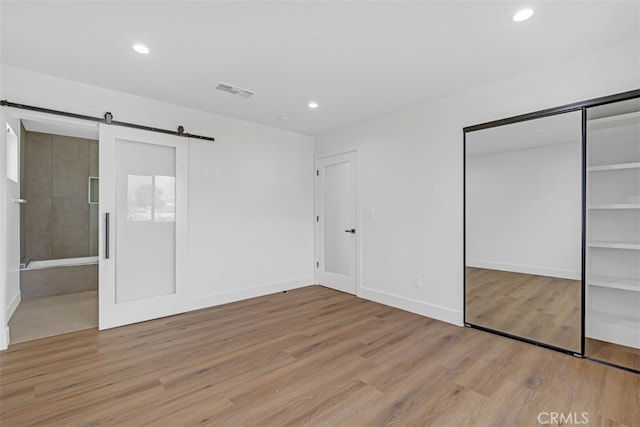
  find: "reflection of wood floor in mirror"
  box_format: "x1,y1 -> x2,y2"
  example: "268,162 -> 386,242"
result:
466,267 -> 581,352
586,338 -> 640,372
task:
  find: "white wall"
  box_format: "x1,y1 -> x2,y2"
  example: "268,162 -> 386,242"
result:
187,122 -> 315,309
0,65 -> 315,330
315,41 -> 640,326
466,141 -> 581,279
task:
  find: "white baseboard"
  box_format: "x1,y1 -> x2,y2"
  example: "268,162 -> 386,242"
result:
187,276 -> 313,312
0,326 -> 8,351
7,289 -> 20,321
466,260 -> 580,280
359,287 -> 463,326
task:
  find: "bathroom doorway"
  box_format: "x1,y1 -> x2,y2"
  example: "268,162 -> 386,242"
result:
5,113 -> 100,344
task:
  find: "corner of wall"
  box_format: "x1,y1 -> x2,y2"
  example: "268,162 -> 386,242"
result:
359,286 -> 463,327
0,327 -> 8,351
187,276 -> 313,312
7,289 -> 21,321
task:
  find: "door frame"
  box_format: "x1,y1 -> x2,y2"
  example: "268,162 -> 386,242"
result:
314,149 -> 360,295
0,110 -> 9,349
5,117 -> 21,324
0,107 -> 99,349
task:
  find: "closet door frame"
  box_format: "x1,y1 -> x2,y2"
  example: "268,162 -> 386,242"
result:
463,88 -> 640,365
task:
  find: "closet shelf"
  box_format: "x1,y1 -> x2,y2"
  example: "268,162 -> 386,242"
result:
587,310 -> 640,325
587,112 -> 640,135
587,162 -> 640,172
588,275 -> 640,292
586,312 -> 640,350
588,241 -> 640,250
588,204 -> 640,210
587,123 -> 639,139
587,110 -> 640,125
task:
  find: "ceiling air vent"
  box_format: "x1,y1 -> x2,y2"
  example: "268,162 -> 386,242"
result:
215,82 -> 254,98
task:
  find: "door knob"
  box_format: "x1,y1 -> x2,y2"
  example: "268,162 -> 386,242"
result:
344,228 -> 356,234
12,198 -> 27,204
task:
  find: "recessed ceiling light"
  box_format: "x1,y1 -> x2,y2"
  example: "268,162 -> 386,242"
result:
513,8 -> 534,22
132,44 -> 150,54
308,102 -> 319,109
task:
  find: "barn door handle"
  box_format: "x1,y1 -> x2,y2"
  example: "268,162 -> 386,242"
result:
104,213 -> 110,259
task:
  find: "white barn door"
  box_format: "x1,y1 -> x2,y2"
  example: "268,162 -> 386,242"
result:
99,124 -> 188,329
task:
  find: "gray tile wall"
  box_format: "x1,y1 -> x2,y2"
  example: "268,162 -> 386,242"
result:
20,264 -> 98,299
22,131 -> 98,260
24,131 -> 53,260
89,141 -> 99,257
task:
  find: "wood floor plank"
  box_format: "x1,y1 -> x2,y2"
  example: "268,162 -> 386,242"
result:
1,285 -> 638,426
466,267 -> 582,352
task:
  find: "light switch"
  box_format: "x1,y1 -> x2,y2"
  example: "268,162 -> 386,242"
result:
412,275 -> 422,288
368,207 -> 376,218
204,167 -> 220,178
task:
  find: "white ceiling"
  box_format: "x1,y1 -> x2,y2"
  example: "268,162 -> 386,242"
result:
1,1 -> 638,136
21,117 -> 99,140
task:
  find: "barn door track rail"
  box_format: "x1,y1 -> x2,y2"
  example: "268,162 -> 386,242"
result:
0,100 -> 215,142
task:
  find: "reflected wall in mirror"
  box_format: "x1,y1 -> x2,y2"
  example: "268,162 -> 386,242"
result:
585,97 -> 640,372
465,110 -> 583,353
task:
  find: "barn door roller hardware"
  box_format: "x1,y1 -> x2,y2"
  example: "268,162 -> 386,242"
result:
1,100 -> 215,142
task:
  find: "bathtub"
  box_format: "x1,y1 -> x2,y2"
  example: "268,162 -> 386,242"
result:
20,257 -> 99,300
22,256 -> 99,270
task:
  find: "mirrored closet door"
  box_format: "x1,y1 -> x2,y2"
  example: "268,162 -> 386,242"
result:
464,89 -> 640,372
585,98 -> 640,372
465,111 -> 583,354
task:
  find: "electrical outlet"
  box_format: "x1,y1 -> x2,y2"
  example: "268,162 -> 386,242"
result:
218,271 -> 228,280
412,274 -> 422,288
204,166 -> 220,178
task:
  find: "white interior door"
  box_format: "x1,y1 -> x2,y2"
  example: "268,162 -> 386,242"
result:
5,118 -> 21,322
99,124 -> 188,329
317,152 -> 357,294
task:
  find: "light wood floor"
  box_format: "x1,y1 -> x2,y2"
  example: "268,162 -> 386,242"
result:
466,267 -> 582,352
1,286 -> 638,426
